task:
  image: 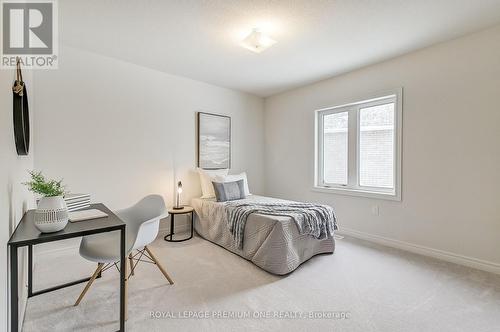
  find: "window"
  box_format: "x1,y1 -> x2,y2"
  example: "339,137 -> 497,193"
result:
323,111 -> 348,185
315,90 -> 402,200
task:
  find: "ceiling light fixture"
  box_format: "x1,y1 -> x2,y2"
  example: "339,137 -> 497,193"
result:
240,28 -> 276,53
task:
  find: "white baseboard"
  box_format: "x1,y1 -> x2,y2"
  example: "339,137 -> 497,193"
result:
337,227 -> 500,275
159,215 -> 191,234
34,238 -> 81,255
158,223 -> 190,236
35,220 -> 190,255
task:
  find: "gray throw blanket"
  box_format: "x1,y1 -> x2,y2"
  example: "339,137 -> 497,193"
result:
225,201 -> 338,249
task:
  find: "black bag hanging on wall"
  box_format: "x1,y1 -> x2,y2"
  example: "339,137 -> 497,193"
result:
12,58 -> 30,156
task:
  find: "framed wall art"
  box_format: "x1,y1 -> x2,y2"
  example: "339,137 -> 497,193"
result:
197,112 -> 231,169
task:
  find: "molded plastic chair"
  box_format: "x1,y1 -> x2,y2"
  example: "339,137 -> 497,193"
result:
74,195 -> 174,308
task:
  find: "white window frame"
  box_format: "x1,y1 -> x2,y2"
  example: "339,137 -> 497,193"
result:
314,88 -> 402,201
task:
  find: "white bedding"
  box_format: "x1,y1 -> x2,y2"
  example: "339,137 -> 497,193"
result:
191,195 -> 335,275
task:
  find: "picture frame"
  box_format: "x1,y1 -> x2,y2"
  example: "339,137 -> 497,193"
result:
197,112 -> 231,169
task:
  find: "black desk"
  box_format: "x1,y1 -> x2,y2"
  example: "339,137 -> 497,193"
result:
7,203 -> 126,332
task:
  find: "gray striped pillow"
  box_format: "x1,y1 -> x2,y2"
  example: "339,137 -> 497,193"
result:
212,180 -> 246,202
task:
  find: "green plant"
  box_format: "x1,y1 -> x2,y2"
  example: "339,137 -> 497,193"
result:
23,170 -> 66,197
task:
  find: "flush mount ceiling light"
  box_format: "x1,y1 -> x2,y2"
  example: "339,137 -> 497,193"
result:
240,28 -> 276,53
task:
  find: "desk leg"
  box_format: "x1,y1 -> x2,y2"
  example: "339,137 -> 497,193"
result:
119,227 -> 126,331
28,245 -> 33,297
10,245 -> 19,332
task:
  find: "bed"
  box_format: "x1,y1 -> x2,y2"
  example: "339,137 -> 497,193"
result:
191,194 -> 336,275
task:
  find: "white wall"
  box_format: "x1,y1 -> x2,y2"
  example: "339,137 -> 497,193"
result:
264,25 -> 500,269
34,46 -> 265,212
0,69 -> 35,331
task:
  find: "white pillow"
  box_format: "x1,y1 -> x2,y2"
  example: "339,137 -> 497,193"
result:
197,168 -> 229,198
214,172 -> 251,196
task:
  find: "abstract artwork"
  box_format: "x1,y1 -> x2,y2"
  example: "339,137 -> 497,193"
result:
197,112 -> 231,169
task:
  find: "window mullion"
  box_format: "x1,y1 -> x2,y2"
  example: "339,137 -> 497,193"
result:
347,108 -> 358,188
317,113 -> 325,186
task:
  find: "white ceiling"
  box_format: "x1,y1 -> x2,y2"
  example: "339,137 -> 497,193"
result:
60,0 -> 500,97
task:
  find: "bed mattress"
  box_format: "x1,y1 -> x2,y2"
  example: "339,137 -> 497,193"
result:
191,195 -> 335,275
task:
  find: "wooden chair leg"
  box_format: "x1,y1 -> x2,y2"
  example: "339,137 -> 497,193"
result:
144,246 -> 174,285
129,253 -> 134,276
74,263 -> 104,306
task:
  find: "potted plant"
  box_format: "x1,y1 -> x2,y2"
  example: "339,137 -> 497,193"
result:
24,170 -> 69,233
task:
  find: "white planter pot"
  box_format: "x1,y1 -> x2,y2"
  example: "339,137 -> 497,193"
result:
34,196 -> 69,233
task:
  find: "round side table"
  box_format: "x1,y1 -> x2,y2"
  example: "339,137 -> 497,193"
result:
164,206 -> 194,242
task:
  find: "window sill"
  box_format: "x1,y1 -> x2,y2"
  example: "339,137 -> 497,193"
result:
312,186 -> 401,201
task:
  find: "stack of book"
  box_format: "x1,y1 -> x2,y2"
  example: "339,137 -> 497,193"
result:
64,193 -> 91,212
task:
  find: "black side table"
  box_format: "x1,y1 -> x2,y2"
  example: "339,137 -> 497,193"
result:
164,206 -> 194,242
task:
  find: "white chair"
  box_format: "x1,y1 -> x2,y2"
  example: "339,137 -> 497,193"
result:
74,195 -> 174,308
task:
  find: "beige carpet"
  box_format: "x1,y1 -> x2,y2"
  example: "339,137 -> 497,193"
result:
23,234 -> 500,332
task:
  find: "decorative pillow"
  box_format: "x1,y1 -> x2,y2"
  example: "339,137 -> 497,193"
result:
213,172 -> 251,196
197,168 -> 229,198
212,180 -> 246,202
